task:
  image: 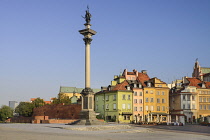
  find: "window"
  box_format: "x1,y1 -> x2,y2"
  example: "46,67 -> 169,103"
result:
113,103 -> 116,110
148,82 -> 151,87
183,95 -> 186,100
192,89 -> 195,92
128,95 -> 131,100
134,107 -> 137,111
150,98 -> 154,102
139,92 -> 143,96
162,106 -> 165,111
96,105 -> 98,110
158,85 -> 162,87
200,105 -> 202,110
208,105 -> 210,110
151,106 -> 154,111
157,106 -> 160,111
106,95 -> 109,101
127,86 -> 130,90
122,104 -> 126,109
203,98 -> 206,102
199,97 -> 202,102
134,92 -> 137,96
134,84 -> 137,88
145,90 -> 148,94
134,99 -> 137,103
140,107 -> 143,111
162,99 -> 165,103
145,106 -> 148,111
157,91 -> 160,95
122,95 -> 126,100
183,104 -> 185,109
162,92 -> 165,95
139,99 -> 142,103
139,84 -> 142,88
188,104 -> 190,109
150,90 -> 153,94
128,104 -> 131,109
187,95 -> 190,101
113,94 -> 116,100
96,96 -> 98,101
204,105 -> 206,110
157,98 -> 160,103
146,98 -> 149,102
106,104 -> 109,110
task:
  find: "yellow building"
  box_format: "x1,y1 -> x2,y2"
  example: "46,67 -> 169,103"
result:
143,78 -> 170,123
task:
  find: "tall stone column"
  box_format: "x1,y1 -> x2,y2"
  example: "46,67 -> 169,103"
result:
76,7 -> 104,125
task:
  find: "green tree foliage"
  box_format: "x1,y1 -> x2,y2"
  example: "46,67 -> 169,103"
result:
15,102 -> 34,117
32,98 -> 45,108
0,105 -> 13,121
52,94 -> 71,105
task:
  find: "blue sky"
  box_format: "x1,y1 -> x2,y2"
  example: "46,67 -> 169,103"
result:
0,0 -> 210,107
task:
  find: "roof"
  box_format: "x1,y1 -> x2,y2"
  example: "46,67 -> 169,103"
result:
44,101 -> 51,104
205,82 -> 210,89
59,86 -> 101,93
137,73 -> 150,86
201,67 -> 210,74
186,78 -> 210,88
186,78 -> 202,88
112,80 -> 129,91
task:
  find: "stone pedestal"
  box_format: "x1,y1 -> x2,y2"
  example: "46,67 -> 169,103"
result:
68,88 -> 105,125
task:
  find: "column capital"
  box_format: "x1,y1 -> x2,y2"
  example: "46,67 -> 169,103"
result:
83,37 -> 92,45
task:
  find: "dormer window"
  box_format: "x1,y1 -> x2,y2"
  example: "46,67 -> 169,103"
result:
127,86 -> 130,90
139,84 -> 142,88
148,82 -> 151,87
134,84 -> 137,88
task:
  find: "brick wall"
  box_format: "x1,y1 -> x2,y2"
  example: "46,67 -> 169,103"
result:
33,104 -> 81,119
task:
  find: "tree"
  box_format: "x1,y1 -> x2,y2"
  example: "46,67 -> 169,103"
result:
0,105 -> 13,121
15,102 -> 34,117
32,98 -> 45,108
52,94 -> 71,105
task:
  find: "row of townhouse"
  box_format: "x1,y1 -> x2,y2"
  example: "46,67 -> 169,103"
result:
169,60 -> 210,124
95,69 -> 170,123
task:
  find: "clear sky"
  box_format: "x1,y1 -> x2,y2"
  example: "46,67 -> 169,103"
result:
0,0 -> 210,107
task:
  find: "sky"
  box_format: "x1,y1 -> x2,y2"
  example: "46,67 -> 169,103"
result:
0,0 -> 210,107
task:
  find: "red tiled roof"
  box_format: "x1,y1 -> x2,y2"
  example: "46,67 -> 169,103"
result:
112,80 -> 129,91
186,78 -> 202,88
137,73 -> 150,86
30,98 -> 36,101
205,82 -> 210,89
44,101 -> 51,104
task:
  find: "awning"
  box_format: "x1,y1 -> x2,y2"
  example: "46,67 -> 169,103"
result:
150,112 -> 168,115
122,112 -> 132,115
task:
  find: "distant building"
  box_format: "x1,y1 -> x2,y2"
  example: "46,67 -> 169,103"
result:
59,86 -> 100,99
9,101 -> 19,110
170,76 -> 210,124
192,59 -> 210,82
30,98 -> 52,105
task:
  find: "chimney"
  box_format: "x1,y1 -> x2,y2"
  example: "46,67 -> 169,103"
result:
133,69 -> 138,77
141,70 -> 147,74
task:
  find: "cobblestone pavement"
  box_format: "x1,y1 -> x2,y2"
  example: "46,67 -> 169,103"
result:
0,123 -> 210,140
